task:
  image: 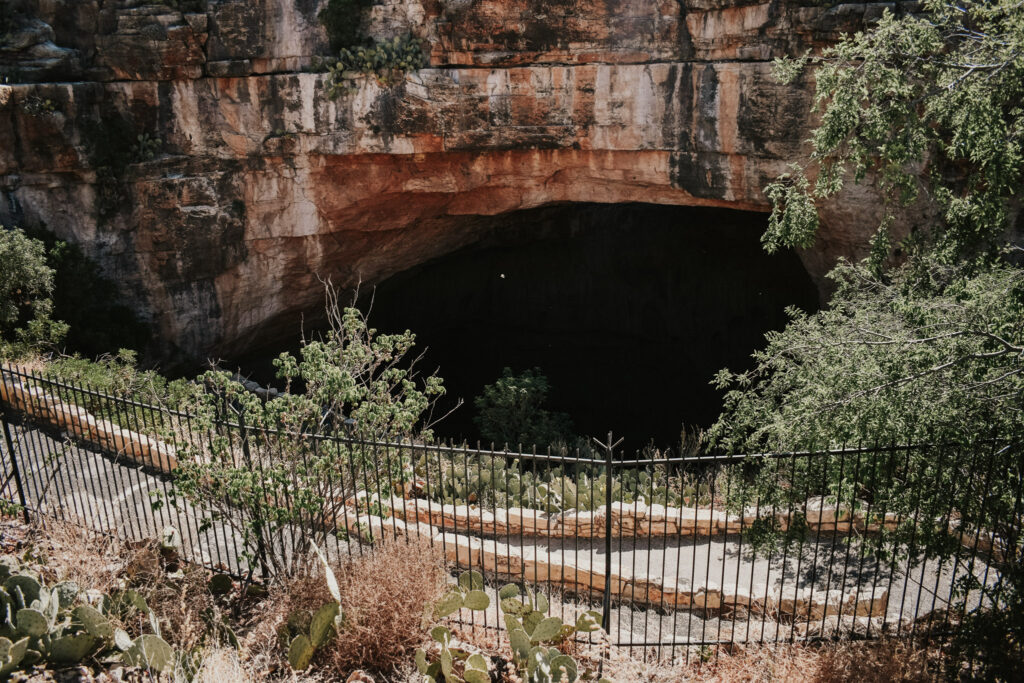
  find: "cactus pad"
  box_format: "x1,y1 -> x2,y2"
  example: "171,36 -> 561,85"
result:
310,603 -> 340,648
287,634 -> 315,671
49,634 -> 98,665
15,608 -> 47,638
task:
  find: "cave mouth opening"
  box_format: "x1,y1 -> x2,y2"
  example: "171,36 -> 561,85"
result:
357,202 -> 819,452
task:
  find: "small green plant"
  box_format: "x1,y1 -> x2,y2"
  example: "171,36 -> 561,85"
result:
284,543 -> 344,671
497,583 -> 604,683
416,570 -> 491,683
21,96 -> 58,117
0,560 -> 175,675
324,34 -> 425,98
419,575 -> 610,683
474,368 -> 573,450
130,133 -> 162,162
0,226 -> 68,355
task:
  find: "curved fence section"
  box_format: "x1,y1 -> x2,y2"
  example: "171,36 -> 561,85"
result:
0,363 -> 1017,661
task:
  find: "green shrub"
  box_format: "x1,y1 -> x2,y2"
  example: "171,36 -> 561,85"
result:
474,368 -> 573,449
0,227 -> 67,355
81,116 -> 162,220
170,285 -> 447,575
22,226 -> 151,358
324,34 -> 425,98
318,0 -> 371,53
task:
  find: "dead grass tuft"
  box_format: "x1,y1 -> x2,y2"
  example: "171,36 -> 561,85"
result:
29,519 -> 132,595
27,519 -> 220,651
599,637 -> 935,682
253,536 -> 446,679
814,638 -> 933,682
192,647 -> 249,683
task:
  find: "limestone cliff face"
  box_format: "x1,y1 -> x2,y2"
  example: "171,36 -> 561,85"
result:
0,0 -> 911,360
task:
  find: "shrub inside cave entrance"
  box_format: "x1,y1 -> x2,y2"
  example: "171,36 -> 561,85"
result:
361,202 -> 819,451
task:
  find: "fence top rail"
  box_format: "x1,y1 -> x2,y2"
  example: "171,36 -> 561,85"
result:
1,364 -> 195,419
1,364 -> 607,464
632,436 -> 1016,465
635,443 -> 921,465
6,364 -> 1014,467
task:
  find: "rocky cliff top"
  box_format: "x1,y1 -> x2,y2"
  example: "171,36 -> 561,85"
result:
0,0 -> 915,360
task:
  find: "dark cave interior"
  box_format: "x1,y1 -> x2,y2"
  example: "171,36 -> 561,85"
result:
357,202 -> 819,451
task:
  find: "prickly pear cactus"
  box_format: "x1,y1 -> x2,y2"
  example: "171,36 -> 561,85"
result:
0,567 -> 174,676
497,583 -> 606,683
285,541 -> 345,671
416,571 -> 494,682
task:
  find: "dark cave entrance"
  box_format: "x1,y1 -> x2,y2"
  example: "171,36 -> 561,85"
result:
361,203 -> 819,451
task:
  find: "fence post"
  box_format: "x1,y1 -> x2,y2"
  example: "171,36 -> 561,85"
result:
0,405 -> 31,524
593,431 -> 622,634
238,412 -> 271,579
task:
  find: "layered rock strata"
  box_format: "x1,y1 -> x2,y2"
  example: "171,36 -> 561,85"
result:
0,0 -> 917,359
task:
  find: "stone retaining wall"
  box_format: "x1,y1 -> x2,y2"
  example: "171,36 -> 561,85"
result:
0,371 -> 177,471
363,491 -> 902,540
336,505 -> 891,620
1,367 -> 1003,595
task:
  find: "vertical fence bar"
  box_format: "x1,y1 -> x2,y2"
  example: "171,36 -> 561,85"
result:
601,433 -> 614,634
0,405 -> 30,523
238,413 -> 271,578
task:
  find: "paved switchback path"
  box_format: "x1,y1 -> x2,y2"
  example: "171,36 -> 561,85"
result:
0,417 -> 993,647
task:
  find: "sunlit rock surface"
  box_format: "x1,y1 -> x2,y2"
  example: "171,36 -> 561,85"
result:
0,0 -> 917,360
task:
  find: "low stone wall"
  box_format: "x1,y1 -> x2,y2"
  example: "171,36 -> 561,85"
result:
1,367 -> 1002,601
336,505 -> 891,620
0,371 -> 177,471
364,491 -> 902,540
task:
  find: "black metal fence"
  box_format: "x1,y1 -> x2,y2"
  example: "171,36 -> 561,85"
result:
0,364 -> 1018,662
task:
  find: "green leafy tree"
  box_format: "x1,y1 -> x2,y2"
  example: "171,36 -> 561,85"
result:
765,0 -> 1023,266
170,284 -> 451,574
717,0 -> 1024,674
711,261 -> 1024,451
0,227 -> 67,352
21,228 -> 151,357
474,368 -> 573,449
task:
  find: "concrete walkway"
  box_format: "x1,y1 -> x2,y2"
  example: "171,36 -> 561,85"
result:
0,418 -> 999,648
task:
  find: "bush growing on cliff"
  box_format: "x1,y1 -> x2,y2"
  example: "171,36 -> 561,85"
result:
0,226 -> 67,353
318,0 -> 371,53
323,34 -> 425,98
474,367 -> 573,449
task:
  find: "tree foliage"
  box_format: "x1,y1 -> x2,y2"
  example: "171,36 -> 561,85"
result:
25,228 -> 150,357
169,286 -> 449,574
718,1 -> 1024,673
0,227 -> 67,351
711,260 -> 1024,451
765,0 -> 1024,265
474,368 -> 573,449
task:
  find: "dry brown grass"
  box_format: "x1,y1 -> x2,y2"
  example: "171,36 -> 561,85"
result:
29,519 -> 132,595
813,639 -> 934,682
19,521 -> 938,683
598,637 -> 935,682
192,648 -> 250,683
27,518 -> 219,651
251,536 -> 446,680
